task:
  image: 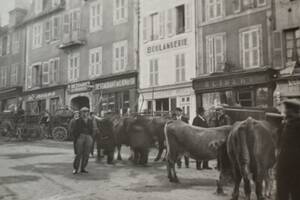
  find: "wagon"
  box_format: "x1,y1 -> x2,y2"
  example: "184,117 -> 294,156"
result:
50,107 -> 74,141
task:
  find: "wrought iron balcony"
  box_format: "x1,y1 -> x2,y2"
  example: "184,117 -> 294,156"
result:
58,29 -> 86,49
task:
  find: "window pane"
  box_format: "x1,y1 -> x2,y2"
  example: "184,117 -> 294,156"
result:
244,33 -> 250,49
245,51 -> 250,68
181,54 -> 185,67
252,31 -> 258,48
252,49 -> 258,66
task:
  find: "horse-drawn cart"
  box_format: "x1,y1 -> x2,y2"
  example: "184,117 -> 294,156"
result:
0,111 -> 44,140
50,107 -> 74,141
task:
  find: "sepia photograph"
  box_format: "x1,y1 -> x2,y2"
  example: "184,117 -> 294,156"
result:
0,0 -> 299,199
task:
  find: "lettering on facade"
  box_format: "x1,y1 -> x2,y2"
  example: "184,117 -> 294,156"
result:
95,77 -> 136,90
68,81 -> 92,93
27,92 -> 56,101
194,74 -> 269,91
146,38 -> 188,55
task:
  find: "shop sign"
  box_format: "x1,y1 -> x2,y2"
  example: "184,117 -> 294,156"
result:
68,81 -> 92,93
95,77 -> 136,90
27,92 -> 56,101
194,74 -> 269,91
146,38 -> 188,55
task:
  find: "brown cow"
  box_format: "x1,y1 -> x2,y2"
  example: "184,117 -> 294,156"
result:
227,117 -> 277,200
164,120 -> 232,193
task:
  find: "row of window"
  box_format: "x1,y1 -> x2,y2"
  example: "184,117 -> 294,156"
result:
149,52 -> 186,87
0,64 -> 19,88
28,40 -> 128,87
206,25 -> 262,73
143,3 -> 192,42
205,0 -> 266,22
27,58 -> 60,88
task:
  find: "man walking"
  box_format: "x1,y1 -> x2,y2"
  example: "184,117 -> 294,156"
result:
173,107 -> 189,168
192,107 -> 211,170
72,107 -> 93,174
277,99 -> 300,200
69,111 -> 79,154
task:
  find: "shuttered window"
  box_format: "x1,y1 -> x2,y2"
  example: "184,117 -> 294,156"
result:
167,8 -> 174,36
206,0 -> 223,21
149,59 -> 159,86
90,0 -> 103,32
240,26 -> 261,69
159,12 -> 165,38
113,0 -> 128,25
32,23 -> 43,49
45,20 -> 51,42
206,33 -> 226,73
175,53 -> 186,82
52,16 -> 60,41
273,31 -> 283,68
10,63 -> 19,86
89,46 -> 103,77
68,53 -> 80,82
113,40 -> 128,73
285,29 -> 300,63
42,62 -> 49,85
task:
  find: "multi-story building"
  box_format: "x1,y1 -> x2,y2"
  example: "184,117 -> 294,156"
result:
273,0 -> 300,106
62,0 -> 139,115
138,0 -> 196,120
22,0 -> 67,114
0,7 -> 28,112
193,0 -> 277,111
22,0 -> 139,115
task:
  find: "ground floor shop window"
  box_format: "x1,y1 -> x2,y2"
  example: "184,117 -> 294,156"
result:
156,98 -> 169,113
256,87 -> 268,108
180,96 -> 190,118
202,91 -> 235,109
100,91 -> 130,116
26,100 -> 46,114
238,90 -> 253,107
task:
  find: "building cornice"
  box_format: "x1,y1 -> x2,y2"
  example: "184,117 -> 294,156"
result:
139,81 -> 192,94
198,6 -> 271,27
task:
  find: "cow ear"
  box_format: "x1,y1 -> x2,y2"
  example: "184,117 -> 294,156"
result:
209,139 -> 225,151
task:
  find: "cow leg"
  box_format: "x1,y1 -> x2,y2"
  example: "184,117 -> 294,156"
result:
184,155 -> 189,168
253,171 -> 265,200
171,162 -> 179,183
139,149 -> 149,166
231,168 -> 242,200
132,149 -> 140,165
243,177 -> 251,200
117,145 -> 122,161
154,141 -> 164,161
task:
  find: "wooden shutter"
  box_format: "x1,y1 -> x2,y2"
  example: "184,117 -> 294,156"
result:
181,54 -> 186,81
167,8 -> 174,36
124,42 -> 128,70
176,54 -> 180,82
143,17 -> 148,43
215,34 -> 225,72
206,36 -> 214,73
185,3 -> 191,32
159,12 -> 165,38
273,31 -> 283,68
149,60 -> 153,86
154,59 -> 158,85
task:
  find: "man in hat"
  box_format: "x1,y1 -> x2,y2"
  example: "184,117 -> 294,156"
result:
173,107 -> 189,168
277,99 -> 300,200
69,111 -> 80,154
215,105 -> 231,127
72,107 -> 93,174
192,107 -> 211,170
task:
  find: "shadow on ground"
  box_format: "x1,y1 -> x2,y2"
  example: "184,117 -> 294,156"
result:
0,175 -> 40,185
0,152 -> 65,159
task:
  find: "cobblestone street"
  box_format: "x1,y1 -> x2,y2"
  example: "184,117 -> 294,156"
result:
0,138 -> 240,200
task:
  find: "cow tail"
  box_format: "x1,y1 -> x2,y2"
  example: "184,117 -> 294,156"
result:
164,121 -> 173,158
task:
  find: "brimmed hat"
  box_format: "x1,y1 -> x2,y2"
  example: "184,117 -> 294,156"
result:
175,107 -> 183,112
282,99 -> 300,110
80,107 -> 90,112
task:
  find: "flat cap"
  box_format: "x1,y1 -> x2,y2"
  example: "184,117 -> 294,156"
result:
282,99 -> 300,108
80,107 -> 90,112
175,107 -> 183,112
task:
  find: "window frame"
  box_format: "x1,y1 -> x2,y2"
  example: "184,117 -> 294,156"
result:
90,0 -> 103,33
206,32 -> 226,73
206,0 -> 224,21
42,61 -> 50,85
12,31 -> 20,54
239,25 -> 262,69
149,58 -> 159,86
175,53 -> 186,83
113,40 -> 128,73
32,23 -> 43,49
113,0 -> 128,25
10,63 -> 19,86
68,52 -> 80,82
89,46 -> 103,77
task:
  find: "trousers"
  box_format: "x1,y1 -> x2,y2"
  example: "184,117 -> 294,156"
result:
73,134 -> 93,171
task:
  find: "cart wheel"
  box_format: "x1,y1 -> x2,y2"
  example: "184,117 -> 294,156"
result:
52,127 -> 68,141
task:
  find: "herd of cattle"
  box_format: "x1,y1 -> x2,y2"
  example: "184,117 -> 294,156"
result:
94,113 -> 282,200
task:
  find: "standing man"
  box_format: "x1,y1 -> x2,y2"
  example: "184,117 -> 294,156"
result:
192,107 -> 211,170
173,107 -> 189,168
277,99 -> 300,200
69,111 -> 80,154
72,107 -> 93,174
215,106 -> 231,127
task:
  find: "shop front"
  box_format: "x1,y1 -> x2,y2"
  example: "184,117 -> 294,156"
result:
23,86 -> 66,115
66,81 -> 93,111
92,71 -> 138,116
139,82 -> 196,121
192,67 -> 277,114
0,87 -> 23,112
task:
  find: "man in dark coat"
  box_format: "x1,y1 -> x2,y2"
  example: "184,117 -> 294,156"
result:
173,107 -> 189,168
72,107 -> 93,174
276,99 -> 300,200
192,107 -> 212,170
215,106 -> 231,126
69,111 -> 79,154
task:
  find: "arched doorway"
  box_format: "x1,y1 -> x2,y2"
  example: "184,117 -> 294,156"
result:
71,96 -> 90,111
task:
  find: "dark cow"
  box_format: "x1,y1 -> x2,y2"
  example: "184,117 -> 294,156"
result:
164,120 -> 232,193
226,117 -> 277,200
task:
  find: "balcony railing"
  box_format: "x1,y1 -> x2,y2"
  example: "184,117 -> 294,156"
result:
58,29 -> 86,49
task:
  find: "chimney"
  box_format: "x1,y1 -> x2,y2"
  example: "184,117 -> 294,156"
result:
15,0 -> 31,10
9,8 -> 27,27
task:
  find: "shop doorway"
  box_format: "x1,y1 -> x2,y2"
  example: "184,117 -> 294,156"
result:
71,96 -> 90,111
